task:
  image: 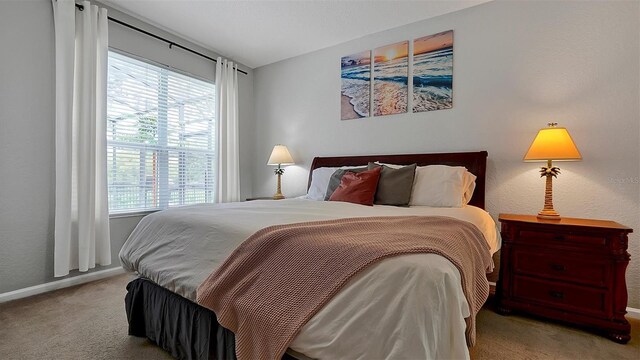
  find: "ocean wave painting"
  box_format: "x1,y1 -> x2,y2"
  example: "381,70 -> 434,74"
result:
413,30 -> 453,112
374,41 -> 408,116
341,50 -> 371,120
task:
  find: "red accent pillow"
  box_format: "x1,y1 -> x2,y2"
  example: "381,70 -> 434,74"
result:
328,167 -> 382,206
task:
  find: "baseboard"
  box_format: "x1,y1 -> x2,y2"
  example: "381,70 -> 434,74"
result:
0,266 -> 125,304
627,307 -> 640,320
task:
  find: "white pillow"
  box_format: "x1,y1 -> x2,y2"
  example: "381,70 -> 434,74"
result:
462,171 -> 477,205
409,165 -> 475,207
306,167 -> 339,200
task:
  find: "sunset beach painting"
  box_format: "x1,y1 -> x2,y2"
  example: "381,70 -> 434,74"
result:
413,30 -> 454,112
374,41 -> 408,116
341,50 -> 371,120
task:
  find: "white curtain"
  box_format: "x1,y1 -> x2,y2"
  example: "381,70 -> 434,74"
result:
215,57 -> 240,203
52,0 -> 111,277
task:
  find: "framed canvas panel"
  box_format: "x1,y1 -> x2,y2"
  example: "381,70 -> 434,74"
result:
373,41 -> 409,116
340,50 -> 371,120
413,30 -> 454,112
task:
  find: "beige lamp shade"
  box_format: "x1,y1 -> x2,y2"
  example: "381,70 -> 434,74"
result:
267,145 -> 295,165
523,124 -> 582,161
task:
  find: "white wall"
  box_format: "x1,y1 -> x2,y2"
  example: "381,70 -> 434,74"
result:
0,0 -> 254,294
253,0 -> 640,307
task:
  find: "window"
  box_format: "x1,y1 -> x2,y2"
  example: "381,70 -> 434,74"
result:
107,51 -> 216,213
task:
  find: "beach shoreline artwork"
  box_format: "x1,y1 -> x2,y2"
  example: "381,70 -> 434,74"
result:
341,50 -> 371,120
413,30 -> 454,112
374,41 -> 408,116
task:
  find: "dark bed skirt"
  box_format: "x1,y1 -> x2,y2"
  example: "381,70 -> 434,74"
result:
125,278 -> 299,360
125,278 -> 235,360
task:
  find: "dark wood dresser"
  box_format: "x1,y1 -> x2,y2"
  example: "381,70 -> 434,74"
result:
496,214 -> 633,343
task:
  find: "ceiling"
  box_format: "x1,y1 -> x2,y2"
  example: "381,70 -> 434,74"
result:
104,0 -> 490,69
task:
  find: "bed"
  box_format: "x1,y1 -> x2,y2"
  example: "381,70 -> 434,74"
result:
120,151 -> 497,360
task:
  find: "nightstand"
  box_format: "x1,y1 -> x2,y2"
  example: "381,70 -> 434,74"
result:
496,214 -> 633,343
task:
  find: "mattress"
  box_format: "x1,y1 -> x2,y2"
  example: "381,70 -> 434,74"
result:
119,198 -> 499,359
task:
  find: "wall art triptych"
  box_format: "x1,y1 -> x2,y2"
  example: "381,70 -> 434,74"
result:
340,30 -> 453,120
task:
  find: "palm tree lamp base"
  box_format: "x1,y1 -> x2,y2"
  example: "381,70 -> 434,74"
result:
537,162 -> 562,220
272,171 -> 285,200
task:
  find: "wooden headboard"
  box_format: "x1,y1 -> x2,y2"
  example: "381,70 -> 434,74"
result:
308,151 -> 488,209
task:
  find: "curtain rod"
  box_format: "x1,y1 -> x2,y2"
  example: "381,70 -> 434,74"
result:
75,3 -> 248,75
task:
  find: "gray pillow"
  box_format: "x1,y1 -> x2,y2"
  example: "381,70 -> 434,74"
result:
323,167 -> 368,200
367,162 -> 417,206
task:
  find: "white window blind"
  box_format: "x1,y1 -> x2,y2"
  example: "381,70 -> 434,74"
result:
107,51 -> 216,213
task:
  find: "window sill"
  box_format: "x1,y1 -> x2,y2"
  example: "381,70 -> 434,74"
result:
109,210 -> 160,219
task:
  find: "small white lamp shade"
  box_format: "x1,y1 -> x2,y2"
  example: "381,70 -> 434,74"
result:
267,145 -> 294,165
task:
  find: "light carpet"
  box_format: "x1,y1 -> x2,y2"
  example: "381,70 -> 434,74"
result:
0,274 -> 638,359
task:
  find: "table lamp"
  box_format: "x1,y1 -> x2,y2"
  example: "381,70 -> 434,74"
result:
524,122 -> 582,219
267,144 -> 295,200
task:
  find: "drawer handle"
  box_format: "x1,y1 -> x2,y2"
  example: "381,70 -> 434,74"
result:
549,291 -> 564,299
550,263 -> 565,272
553,235 -> 565,241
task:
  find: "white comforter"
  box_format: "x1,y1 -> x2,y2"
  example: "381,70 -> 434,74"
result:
119,199 -> 498,360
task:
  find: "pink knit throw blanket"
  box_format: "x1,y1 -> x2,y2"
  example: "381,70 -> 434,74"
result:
196,216 -> 493,360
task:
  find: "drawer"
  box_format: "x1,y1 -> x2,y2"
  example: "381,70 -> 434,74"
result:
512,275 -> 608,318
517,230 -> 607,248
513,249 -> 609,288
